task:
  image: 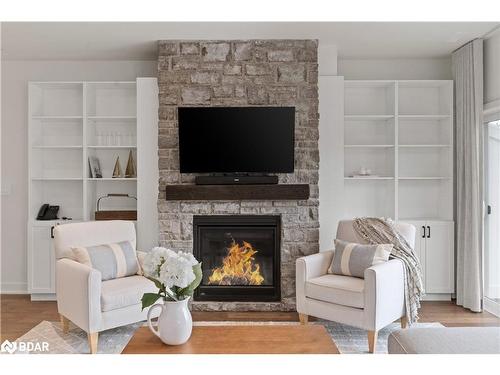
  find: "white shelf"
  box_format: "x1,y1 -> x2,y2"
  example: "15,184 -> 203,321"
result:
398,80 -> 452,88
32,145 -> 83,149
399,177 -> 451,180
345,115 -> 394,121
32,116 -> 83,120
87,145 -> 136,149
345,176 -> 394,180
345,144 -> 394,148
87,178 -> 137,181
31,177 -> 84,181
399,144 -> 451,148
398,115 -> 451,120
345,80 -> 395,88
86,81 -> 135,85
29,218 -> 83,226
87,116 -> 136,120
399,217 -> 454,222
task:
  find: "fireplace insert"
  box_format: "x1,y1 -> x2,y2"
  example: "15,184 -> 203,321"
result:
193,215 -> 281,302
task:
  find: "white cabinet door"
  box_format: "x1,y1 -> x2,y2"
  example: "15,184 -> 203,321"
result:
406,221 -> 427,289
424,221 -> 454,293
30,226 -> 56,293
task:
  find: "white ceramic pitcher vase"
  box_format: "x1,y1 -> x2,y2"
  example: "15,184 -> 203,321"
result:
147,297 -> 192,345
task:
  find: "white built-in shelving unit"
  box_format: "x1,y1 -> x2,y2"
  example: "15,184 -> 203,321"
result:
27,79 -> 159,300
28,81 -> 138,224
343,80 -> 455,299
343,80 -> 453,221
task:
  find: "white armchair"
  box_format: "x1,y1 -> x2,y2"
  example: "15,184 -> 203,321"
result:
296,220 -> 415,353
53,220 -> 160,353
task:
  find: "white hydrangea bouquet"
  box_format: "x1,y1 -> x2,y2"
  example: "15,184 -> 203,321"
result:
141,247 -> 202,310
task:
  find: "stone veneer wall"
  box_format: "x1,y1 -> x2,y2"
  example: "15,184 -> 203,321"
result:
157,40 -> 319,311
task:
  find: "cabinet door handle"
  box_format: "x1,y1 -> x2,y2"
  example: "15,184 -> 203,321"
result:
427,225 -> 431,238
50,226 -> 55,239
422,226 -> 426,238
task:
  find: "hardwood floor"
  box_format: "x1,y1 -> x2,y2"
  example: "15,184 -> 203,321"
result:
1,295 -> 498,342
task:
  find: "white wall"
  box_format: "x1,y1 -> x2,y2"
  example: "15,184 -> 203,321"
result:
319,44 -> 338,76
1,60 -> 156,293
484,32 -> 500,105
318,76 -> 344,251
338,58 -> 452,80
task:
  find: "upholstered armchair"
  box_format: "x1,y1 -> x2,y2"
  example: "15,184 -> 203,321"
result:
53,220 -> 160,354
296,220 -> 416,353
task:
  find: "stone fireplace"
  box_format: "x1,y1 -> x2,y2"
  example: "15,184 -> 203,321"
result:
157,39 -> 319,311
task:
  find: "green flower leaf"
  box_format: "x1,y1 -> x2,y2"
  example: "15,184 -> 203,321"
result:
178,262 -> 203,298
141,292 -> 161,310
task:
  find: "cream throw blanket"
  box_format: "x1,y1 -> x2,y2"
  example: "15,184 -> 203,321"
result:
353,217 -> 424,325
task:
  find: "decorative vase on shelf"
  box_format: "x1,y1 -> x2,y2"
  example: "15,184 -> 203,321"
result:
147,298 -> 192,345
141,247 -> 202,346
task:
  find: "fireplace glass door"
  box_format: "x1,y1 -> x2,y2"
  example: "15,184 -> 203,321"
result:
193,215 -> 280,301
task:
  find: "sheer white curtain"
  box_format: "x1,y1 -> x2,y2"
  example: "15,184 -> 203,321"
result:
452,39 -> 484,312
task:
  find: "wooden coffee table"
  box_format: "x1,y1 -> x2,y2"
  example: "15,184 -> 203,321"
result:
122,325 -> 339,354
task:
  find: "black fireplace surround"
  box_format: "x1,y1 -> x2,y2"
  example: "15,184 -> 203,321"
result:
193,215 -> 281,302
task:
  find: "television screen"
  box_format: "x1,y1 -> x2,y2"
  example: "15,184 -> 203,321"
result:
178,107 -> 295,173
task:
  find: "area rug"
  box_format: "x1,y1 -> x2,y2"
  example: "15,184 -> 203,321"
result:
11,320 -> 142,354
12,320 -> 443,354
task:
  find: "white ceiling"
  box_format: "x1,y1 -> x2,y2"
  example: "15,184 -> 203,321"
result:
1,22 -> 498,60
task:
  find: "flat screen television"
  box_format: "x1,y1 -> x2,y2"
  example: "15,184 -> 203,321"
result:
178,107 -> 295,173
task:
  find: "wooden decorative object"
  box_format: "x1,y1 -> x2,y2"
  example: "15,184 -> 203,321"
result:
95,193 -> 137,220
125,150 -> 136,178
94,210 -> 137,221
112,156 -> 123,178
165,184 -> 310,201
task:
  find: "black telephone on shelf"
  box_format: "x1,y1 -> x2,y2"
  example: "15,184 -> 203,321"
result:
36,204 -> 59,221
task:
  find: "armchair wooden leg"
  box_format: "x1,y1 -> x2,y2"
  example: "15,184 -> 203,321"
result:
88,332 -> 98,354
60,314 -> 70,334
367,330 -> 378,353
400,316 -> 408,329
298,313 -> 308,325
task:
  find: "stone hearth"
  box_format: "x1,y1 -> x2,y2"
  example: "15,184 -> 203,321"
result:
156,39 -> 319,311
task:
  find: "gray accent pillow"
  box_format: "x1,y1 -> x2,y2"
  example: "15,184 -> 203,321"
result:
72,241 -> 139,281
328,239 -> 393,279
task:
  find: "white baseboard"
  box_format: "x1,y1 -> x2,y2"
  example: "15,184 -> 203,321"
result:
1,282 -> 28,294
30,293 -> 56,301
485,284 -> 500,299
421,293 -> 452,301
484,298 -> 500,318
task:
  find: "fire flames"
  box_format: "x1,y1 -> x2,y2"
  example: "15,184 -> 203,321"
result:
208,240 -> 265,285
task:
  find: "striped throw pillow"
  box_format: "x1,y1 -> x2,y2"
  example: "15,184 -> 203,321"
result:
72,241 -> 139,281
328,239 -> 393,279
